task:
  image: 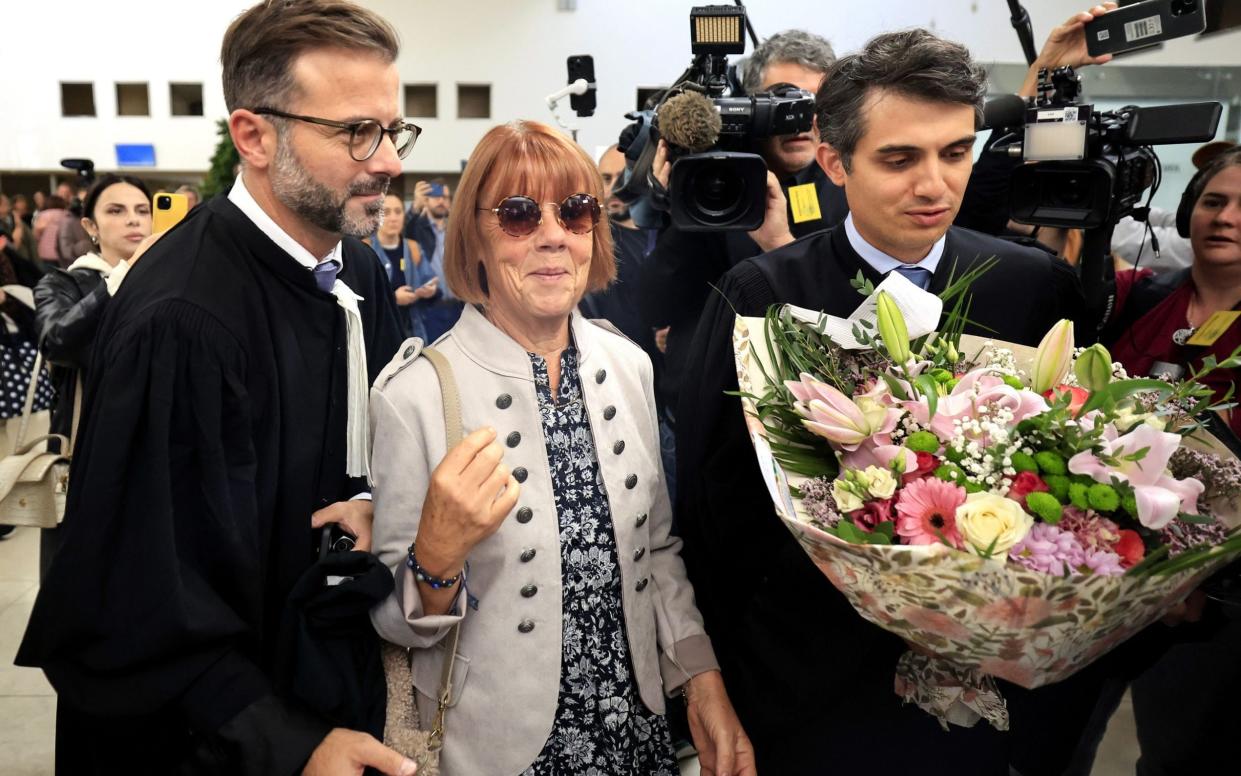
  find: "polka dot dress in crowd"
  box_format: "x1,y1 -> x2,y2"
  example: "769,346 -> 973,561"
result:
0,333 -> 56,420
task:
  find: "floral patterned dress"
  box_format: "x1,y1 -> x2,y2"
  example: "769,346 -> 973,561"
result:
520,347 -> 678,776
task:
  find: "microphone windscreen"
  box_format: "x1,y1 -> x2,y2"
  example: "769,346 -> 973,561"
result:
659,91 -> 721,154
983,94 -> 1027,130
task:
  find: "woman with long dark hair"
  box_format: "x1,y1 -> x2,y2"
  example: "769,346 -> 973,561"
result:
32,173 -> 151,575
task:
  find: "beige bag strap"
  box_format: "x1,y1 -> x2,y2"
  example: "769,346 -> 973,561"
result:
67,373 -> 83,457
15,349 -> 82,457
418,346 -> 463,756
421,347 -> 462,448
14,349 -> 45,452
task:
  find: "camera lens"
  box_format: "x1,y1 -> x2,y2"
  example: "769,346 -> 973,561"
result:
685,160 -> 747,223
157,196 -> 171,209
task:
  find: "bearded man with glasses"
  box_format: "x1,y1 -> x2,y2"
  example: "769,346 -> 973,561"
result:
17,2 -> 411,774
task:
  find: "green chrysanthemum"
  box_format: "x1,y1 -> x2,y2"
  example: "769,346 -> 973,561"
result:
906,431 -> 940,454
1068,482 -> 1090,510
1035,451 -> 1068,476
1010,452 -> 1038,473
1026,491 -> 1064,524
1044,474 -> 1071,503
1087,483 -> 1120,512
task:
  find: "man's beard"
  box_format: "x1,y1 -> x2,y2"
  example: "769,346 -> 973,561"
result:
607,200 -> 630,223
270,134 -> 390,238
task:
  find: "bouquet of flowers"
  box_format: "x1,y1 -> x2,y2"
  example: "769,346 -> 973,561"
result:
733,268 -> 1241,730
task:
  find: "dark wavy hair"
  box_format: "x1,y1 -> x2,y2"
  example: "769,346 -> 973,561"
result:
816,28 -> 987,171
82,174 -> 151,221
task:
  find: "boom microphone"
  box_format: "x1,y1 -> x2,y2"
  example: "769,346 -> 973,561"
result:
659,91 -> 721,154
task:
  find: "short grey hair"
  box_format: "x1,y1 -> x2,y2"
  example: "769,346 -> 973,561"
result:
816,28 -> 986,172
741,29 -> 836,95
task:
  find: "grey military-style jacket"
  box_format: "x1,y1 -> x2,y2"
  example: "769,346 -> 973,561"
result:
368,303 -> 718,775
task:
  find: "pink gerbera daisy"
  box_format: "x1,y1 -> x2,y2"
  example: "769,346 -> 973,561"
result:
895,477 -> 966,548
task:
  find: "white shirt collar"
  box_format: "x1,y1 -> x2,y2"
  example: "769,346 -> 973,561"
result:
227,173 -> 343,270
844,212 -> 946,277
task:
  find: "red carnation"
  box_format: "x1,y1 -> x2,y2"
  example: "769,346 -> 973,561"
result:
903,452 -> 940,485
1008,470 -> 1049,509
1112,529 -> 1146,568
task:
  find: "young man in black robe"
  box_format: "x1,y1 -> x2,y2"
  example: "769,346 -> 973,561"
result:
16,2 -> 414,774
674,27 -> 1109,776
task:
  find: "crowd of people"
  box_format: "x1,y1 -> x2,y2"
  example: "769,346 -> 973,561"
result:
2,0 -> 1239,774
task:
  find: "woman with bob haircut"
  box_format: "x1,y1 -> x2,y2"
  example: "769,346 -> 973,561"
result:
370,119 -> 754,775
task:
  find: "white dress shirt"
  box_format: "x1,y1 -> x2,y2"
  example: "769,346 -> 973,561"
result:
844,212 -> 947,277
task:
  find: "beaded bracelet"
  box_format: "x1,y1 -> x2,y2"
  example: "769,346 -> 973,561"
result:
406,541 -> 465,589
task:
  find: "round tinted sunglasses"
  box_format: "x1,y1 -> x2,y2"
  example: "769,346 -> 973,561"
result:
478,194 -> 601,237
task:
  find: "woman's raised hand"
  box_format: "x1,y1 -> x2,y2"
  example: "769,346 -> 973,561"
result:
414,427 -> 520,577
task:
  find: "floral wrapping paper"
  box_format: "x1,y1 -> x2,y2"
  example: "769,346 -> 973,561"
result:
733,318 -> 1241,729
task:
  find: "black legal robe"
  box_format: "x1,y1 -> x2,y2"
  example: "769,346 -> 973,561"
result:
16,195 -> 404,775
674,224 -> 1087,775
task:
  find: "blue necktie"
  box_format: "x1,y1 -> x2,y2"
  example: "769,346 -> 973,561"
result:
893,265 -> 932,291
312,259 -> 341,293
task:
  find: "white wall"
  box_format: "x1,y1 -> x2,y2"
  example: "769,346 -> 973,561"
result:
1,0 -> 1236,177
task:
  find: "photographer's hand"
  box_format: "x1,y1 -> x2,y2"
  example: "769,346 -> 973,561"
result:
748,172 -> 794,253
1020,3 -> 1117,97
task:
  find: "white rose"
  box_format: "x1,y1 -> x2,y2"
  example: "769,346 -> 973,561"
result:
860,465 -> 897,500
832,478 -> 863,513
955,493 -> 1033,559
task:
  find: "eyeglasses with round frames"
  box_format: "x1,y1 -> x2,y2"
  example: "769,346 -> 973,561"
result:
251,107 -> 421,162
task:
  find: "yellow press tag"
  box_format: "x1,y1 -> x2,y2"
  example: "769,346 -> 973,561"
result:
787,182 -> 822,224
400,258 -> 406,272
1186,311 -> 1241,347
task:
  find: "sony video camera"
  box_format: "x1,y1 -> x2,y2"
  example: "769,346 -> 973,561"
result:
1003,66 -> 1220,230
616,4 -> 815,231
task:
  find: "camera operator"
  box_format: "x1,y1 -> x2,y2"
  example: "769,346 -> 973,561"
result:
641,29 -> 848,413
956,3 -> 1117,240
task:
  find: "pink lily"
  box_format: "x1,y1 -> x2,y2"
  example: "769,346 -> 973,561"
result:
903,369 -> 1049,442
841,441 -> 918,474
785,372 -> 901,451
1067,424 -> 1204,530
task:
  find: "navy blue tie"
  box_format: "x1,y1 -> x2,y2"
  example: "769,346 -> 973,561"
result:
893,265 -> 932,291
312,259 -> 341,293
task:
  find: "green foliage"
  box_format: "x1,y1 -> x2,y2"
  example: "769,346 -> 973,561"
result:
834,519 -> 895,545
1001,374 -> 1025,390
934,463 -> 966,485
